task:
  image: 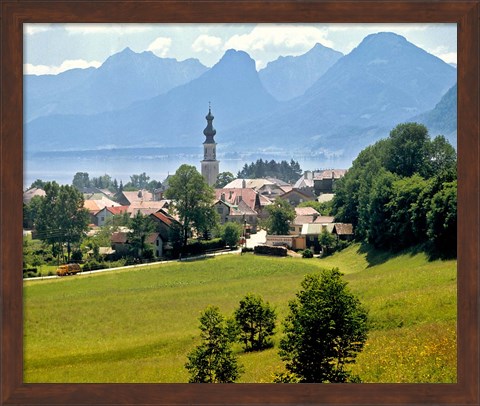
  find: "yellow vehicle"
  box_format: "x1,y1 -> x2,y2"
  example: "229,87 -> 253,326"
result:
56,263 -> 81,276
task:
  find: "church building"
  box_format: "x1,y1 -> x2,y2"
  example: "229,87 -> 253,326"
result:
201,105 -> 219,187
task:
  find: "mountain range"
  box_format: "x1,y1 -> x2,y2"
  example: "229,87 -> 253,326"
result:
25,48 -> 208,121
25,32 -> 457,167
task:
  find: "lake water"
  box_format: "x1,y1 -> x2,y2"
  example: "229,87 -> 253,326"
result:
23,148 -> 351,189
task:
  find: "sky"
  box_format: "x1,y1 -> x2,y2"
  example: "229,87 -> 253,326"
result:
24,23 -> 457,75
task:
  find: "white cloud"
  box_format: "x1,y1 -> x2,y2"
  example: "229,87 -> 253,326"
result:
192,35 -> 222,54
147,37 -> 172,57
436,52 -> 457,65
24,59 -> 101,75
63,23 -> 152,35
24,24 -> 52,35
224,25 -> 333,58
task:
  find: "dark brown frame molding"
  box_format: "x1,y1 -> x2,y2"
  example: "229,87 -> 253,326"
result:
1,1 -> 479,405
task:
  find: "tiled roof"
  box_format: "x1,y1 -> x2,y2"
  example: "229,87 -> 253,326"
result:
121,190 -> 154,204
84,197 -> 120,212
23,188 -> 46,204
151,211 -> 178,226
333,223 -> 354,235
111,232 -> 128,244
301,223 -> 335,235
313,169 -> 348,180
295,207 -> 320,216
105,206 -> 129,215
313,216 -> 335,224
111,231 -> 160,244
293,215 -> 317,225
215,188 -> 258,211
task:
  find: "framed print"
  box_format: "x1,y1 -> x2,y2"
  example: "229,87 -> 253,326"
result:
1,1 -> 479,405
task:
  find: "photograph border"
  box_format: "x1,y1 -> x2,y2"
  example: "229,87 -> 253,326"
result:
1,1 -> 479,405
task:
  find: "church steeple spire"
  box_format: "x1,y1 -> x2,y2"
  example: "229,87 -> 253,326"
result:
203,102 -> 216,144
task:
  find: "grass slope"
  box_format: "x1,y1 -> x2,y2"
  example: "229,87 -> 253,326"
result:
24,244 -> 456,383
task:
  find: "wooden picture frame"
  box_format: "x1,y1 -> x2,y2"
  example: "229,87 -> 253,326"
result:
1,1 -> 478,404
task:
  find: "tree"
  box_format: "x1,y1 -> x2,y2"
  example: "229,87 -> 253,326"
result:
125,172 -> 150,189
384,122 -> 430,177
427,180 -> 457,258
425,135 -> 457,178
222,222 -> 242,248
185,306 -> 242,383
236,159 -> 302,183
164,165 -> 216,249
23,195 -> 43,229
91,173 -> 112,189
215,172 -> 235,188
35,182 -> 90,263
234,294 -> 276,352
128,212 -> 155,259
279,269 -> 368,383
385,174 -> 428,249
29,179 -> 47,189
72,172 -> 91,189
318,229 -> 336,256
265,198 -> 295,235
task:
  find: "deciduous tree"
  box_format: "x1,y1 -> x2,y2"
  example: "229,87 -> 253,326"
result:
185,306 -> 242,383
265,198 -> 295,235
35,182 -> 90,263
164,165 -> 216,249
234,294 -> 276,352
279,269 -> 368,383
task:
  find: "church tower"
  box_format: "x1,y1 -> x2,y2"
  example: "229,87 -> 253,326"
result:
201,104 -> 219,187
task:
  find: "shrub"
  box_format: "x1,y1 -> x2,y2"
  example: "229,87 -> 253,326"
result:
302,249 -> 313,258
222,222 -> 243,248
254,245 -> 287,257
83,260 -> 106,271
23,267 -> 38,278
71,250 -> 83,262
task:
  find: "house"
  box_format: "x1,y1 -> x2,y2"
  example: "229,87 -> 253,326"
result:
150,209 -> 181,245
289,207 -> 320,235
23,187 -> 46,204
95,205 -> 129,227
314,216 -> 335,224
294,170 -> 347,195
222,179 -> 288,199
313,169 -> 347,195
115,189 -> 155,206
111,231 -> 164,258
280,188 -> 316,206
127,200 -> 170,217
215,188 -> 262,213
84,197 -> 121,224
332,223 -> 354,240
265,234 -> 306,250
301,223 -> 335,253
213,198 -> 259,234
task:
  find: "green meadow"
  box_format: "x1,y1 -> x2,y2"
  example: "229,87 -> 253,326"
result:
23,244 -> 456,383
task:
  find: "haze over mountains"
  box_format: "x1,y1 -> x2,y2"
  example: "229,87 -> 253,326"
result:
25,32 -> 457,167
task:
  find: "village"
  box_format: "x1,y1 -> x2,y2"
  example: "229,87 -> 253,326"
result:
22,107 -> 353,274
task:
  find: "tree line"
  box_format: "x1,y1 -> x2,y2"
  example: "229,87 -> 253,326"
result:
332,122 -> 457,258
237,159 -> 302,183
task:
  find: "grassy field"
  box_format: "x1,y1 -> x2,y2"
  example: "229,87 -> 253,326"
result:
23,244 -> 456,383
